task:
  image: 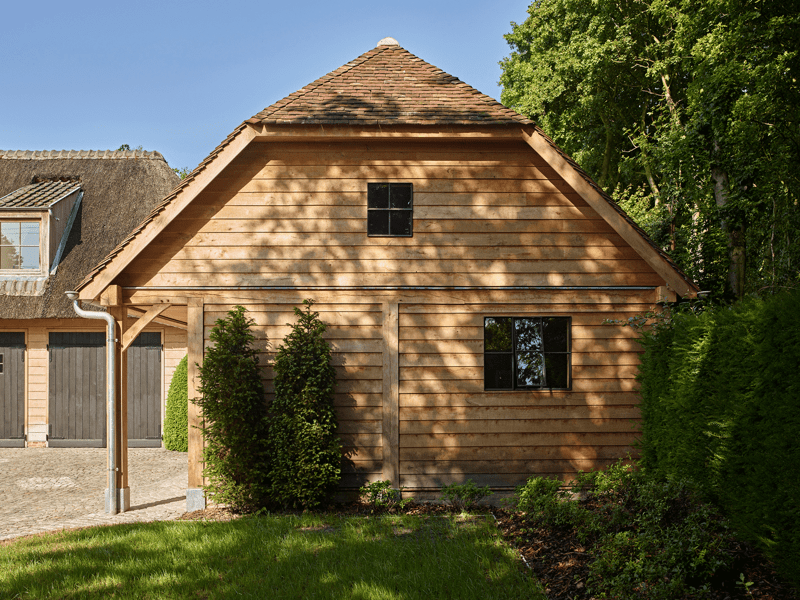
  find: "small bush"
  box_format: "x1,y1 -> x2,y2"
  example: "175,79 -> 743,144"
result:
440,480 -> 493,511
267,300 -> 341,509
359,480 -> 410,510
516,476 -> 591,531
163,355 -> 188,452
195,306 -> 270,512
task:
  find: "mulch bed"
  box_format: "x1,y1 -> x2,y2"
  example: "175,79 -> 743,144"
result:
493,508 -> 797,600
180,501 -> 798,600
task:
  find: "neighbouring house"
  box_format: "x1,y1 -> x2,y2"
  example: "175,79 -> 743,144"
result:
75,38 -> 698,508
0,149 -> 186,448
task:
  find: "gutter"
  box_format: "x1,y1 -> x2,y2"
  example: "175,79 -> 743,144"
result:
64,291 -> 120,514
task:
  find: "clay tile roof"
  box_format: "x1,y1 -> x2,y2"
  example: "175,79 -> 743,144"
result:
250,43 -> 532,126
0,180 -> 81,209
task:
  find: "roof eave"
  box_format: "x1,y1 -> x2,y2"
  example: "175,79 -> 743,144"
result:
248,121 -> 528,141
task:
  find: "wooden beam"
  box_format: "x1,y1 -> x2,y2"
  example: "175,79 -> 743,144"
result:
656,285 -> 676,304
100,285 -> 123,307
187,298 -> 205,492
126,307 -> 188,331
251,123 -> 524,141
382,301 -> 400,487
121,304 -> 172,351
519,127 -> 698,298
78,126 -> 257,302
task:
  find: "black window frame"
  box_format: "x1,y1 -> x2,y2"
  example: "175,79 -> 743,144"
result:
367,182 -> 413,237
484,316 -> 572,391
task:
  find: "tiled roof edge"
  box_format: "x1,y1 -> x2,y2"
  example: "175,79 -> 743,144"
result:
76,124 -> 249,292
0,149 -> 167,161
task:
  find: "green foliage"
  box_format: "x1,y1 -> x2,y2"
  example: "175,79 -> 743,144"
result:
172,166 -> 192,179
195,306 -> 270,512
440,480 -> 493,511
359,480 -> 410,510
638,289 -> 800,585
268,300 -> 341,509
501,0 -> 800,299
163,355 -> 188,452
517,463 -> 735,599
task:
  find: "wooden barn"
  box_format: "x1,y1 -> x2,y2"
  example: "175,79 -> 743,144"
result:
75,38 -> 697,509
0,150 -> 185,448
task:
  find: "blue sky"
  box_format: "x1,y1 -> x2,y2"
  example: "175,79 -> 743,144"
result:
2,0 -> 531,171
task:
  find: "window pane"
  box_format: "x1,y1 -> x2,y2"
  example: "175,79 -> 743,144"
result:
544,354 -> 569,388
368,183 -> 390,208
485,317 -> 512,351
20,222 -> 39,246
543,317 -> 569,352
515,318 -> 543,352
516,352 -> 544,387
368,210 -> 389,235
1,246 -> 18,269
389,211 -> 412,236
20,246 -> 40,270
1,222 -> 20,246
485,353 -> 513,389
390,184 -> 412,209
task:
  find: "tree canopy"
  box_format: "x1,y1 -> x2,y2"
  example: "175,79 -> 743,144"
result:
501,0 -> 800,299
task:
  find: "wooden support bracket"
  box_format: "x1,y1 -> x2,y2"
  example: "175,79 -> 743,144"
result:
121,304 -> 172,351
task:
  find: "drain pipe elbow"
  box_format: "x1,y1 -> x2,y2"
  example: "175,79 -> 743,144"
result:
65,291 -> 118,514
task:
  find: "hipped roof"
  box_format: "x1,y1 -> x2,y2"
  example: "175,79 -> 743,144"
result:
0,150 -> 179,319
77,41 -> 698,298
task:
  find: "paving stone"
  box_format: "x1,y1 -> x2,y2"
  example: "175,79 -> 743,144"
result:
0,448 -> 188,541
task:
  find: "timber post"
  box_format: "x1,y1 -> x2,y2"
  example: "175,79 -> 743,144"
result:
382,301 -> 400,488
186,298 -> 206,511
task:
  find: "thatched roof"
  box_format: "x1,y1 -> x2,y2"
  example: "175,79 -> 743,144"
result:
0,150 -> 179,319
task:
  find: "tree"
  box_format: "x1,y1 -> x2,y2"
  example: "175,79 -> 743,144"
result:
195,306 -> 270,511
501,0 -> 800,299
268,300 -> 341,509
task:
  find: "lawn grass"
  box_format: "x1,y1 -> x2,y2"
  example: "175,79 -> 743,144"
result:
0,513 -> 542,599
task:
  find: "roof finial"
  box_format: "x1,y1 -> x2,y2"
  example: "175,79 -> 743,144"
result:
377,37 -> 399,46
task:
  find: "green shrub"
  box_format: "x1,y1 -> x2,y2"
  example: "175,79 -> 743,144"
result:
195,306 -> 270,512
516,476 -> 591,531
440,479 -> 493,511
267,300 -> 341,509
163,355 -> 188,452
638,289 -> 800,585
359,480 -> 410,510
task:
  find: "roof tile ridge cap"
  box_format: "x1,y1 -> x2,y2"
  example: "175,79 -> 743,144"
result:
254,46 -> 391,120
76,122 -> 250,292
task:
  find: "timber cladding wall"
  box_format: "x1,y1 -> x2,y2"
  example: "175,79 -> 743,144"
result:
121,140 -> 662,290
204,291 -> 647,491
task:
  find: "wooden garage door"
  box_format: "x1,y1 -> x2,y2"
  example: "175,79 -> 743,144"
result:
127,332 -> 162,447
0,332 -> 26,447
48,332 -> 106,447
49,331 -> 162,448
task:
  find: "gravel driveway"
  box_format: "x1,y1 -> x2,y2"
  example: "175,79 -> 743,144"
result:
0,447 -> 188,541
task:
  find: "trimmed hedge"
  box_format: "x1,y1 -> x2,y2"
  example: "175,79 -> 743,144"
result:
163,355 -> 188,452
638,290 -> 800,586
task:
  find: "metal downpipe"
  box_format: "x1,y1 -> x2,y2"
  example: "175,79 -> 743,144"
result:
64,291 -> 118,514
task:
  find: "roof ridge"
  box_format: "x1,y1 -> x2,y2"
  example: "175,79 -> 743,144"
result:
249,45 -> 391,123
0,149 -> 167,161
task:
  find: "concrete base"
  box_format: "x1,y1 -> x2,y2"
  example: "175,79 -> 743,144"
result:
105,487 -> 131,514
186,488 -> 206,512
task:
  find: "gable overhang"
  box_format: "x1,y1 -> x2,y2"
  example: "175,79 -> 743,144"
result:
519,127 -> 698,298
77,121 -> 697,301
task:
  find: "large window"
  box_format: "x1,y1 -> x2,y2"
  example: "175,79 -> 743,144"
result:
484,317 -> 571,390
367,183 -> 412,236
0,221 -> 40,271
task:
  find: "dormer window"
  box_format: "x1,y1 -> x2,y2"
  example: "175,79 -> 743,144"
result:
0,221 -> 40,270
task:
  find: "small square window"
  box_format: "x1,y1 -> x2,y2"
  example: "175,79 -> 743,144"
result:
368,183 -> 412,237
484,316 -> 571,390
